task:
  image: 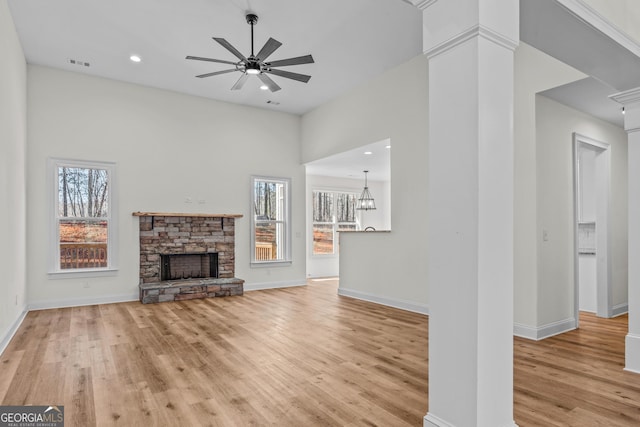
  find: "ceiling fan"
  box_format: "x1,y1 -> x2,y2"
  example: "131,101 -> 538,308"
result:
186,13 -> 314,92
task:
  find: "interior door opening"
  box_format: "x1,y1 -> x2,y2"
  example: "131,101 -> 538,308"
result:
573,133 -> 612,324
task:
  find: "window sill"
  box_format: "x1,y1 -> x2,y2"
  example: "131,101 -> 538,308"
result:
250,261 -> 292,268
48,268 -> 119,280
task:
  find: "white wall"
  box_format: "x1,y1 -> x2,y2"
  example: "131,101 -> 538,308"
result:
536,95 -> 628,326
26,65 -> 306,307
302,54 -> 429,309
0,0 -> 28,351
305,174 -> 390,278
513,42 -> 586,331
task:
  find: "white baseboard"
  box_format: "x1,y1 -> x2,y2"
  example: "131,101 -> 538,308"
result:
513,323 -> 538,340
338,287 -> 429,315
424,413 -> 456,427
244,279 -> 307,292
0,307 -> 28,356
29,293 -> 138,311
514,317 -> 576,341
613,303 -> 629,317
425,413 -> 518,427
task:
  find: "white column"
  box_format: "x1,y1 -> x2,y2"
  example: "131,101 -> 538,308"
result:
611,88 -> 640,374
423,1 -> 518,426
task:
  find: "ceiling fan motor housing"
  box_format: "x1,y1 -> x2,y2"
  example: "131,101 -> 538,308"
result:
246,14 -> 258,25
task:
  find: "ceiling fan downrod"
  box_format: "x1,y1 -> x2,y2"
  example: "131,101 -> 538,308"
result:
246,14 -> 258,58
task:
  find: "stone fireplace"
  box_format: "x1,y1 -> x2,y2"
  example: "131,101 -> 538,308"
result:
134,212 -> 244,304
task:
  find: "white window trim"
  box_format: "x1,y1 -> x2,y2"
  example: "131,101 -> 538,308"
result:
251,175 -> 292,267
48,158 -> 119,277
311,188 -> 360,257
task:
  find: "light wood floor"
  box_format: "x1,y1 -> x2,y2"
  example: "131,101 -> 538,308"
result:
0,280 -> 638,426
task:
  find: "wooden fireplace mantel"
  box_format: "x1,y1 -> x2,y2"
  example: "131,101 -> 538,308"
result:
132,212 -> 243,218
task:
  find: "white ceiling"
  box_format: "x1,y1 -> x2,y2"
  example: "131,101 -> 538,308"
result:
540,77 -> 625,128
9,0 -> 639,180
305,139 -> 391,182
7,0 -> 423,115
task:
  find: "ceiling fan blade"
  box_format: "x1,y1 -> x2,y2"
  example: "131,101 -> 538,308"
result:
257,73 -> 281,92
256,37 -> 282,61
186,55 -> 237,65
196,69 -> 237,78
264,68 -> 311,83
231,73 -> 249,90
212,37 -> 247,61
267,54 -> 314,68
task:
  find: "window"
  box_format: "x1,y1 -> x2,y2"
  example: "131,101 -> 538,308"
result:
312,190 -> 358,255
49,159 -> 117,274
251,176 -> 291,264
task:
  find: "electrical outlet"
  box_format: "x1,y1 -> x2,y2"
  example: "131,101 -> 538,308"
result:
185,197 -> 193,204
15,295 -> 18,306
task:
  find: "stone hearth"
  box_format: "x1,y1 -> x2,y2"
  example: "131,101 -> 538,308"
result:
139,277 -> 243,304
134,212 -> 244,304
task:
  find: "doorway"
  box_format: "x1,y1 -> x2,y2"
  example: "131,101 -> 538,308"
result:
304,139 -> 391,279
573,133 -> 612,324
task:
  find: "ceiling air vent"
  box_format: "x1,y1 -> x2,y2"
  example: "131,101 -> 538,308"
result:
68,58 -> 90,67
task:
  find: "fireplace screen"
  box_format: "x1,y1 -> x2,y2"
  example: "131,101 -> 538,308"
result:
161,253 -> 218,281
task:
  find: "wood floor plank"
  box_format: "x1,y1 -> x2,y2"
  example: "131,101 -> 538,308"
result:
2,280 -> 640,425
0,349 -> 24,402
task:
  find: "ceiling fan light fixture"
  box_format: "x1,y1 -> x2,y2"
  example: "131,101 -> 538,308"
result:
186,13 -> 314,91
246,62 -> 261,75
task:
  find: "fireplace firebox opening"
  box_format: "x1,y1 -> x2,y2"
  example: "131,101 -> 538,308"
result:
160,253 -> 218,281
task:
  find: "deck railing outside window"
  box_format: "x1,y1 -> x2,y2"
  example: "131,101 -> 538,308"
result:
60,242 -> 108,269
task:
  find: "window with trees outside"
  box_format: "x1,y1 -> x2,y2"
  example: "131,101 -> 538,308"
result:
252,176 -> 291,264
312,190 -> 358,255
51,159 -> 116,273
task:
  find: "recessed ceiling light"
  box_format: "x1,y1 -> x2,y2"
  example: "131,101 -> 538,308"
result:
260,84 -> 269,91
130,55 -> 142,63
386,145 -> 391,149
364,151 -> 373,155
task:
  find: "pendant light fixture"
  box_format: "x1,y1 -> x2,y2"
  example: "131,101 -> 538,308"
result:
357,170 -> 376,211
